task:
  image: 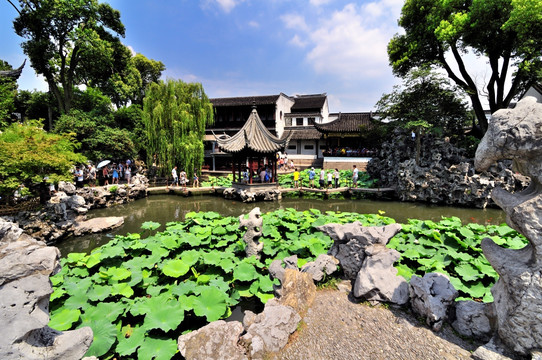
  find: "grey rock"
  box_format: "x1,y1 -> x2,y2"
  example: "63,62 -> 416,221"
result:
63,194 -> 86,210
240,302 -> 301,359
239,208 -> 263,259
472,336 -> 516,360
282,255 -> 298,269
0,218 -> 23,243
72,216 -> 124,237
177,320 -> 247,360
451,301 -> 494,342
0,227 -> 93,359
301,254 -> 339,281
353,244 -> 409,305
268,259 -> 285,283
474,96 -> 542,355
317,222 -> 402,279
409,272 -> 458,331
57,181 -> 76,195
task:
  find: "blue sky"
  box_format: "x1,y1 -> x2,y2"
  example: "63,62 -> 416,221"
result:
2,0 -> 411,112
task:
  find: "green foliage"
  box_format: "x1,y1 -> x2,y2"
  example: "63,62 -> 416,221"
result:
50,208 -> 393,359
13,0 -> 126,114
54,108 -> 136,161
388,0 -> 542,133
387,217 -> 527,301
201,174 -> 233,187
0,60 -> 17,129
278,169 -> 377,189
0,120 -> 86,199
143,79 -> 214,178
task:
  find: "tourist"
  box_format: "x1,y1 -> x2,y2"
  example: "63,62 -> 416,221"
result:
334,168 -> 340,188
180,169 -> 187,189
243,168 -> 250,184
290,159 -> 294,170
352,164 -> 359,188
171,166 -> 179,187
102,165 -> 109,186
319,168 -> 325,188
125,165 -> 132,184
75,166 -> 84,188
327,170 -> 333,188
260,168 -> 266,183
293,168 -> 300,188
112,164 -> 119,184
88,164 -> 96,187
193,169 -> 199,188
308,167 -> 316,188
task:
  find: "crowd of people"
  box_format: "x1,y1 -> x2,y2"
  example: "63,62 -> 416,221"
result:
322,147 -> 376,157
171,166 -> 199,188
294,164 -> 360,189
73,160 -> 136,188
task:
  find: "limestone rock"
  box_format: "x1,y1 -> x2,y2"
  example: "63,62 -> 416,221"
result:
301,254 -> 339,281
72,216 -> 124,236
474,97 -> 542,355
240,301 -> 301,359
177,320 -> 247,360
317,222 -> 402,279
275,268 -> 316,314
0,217 -> 24,243
239,208 -> 263,259
353,244 -> 409,305
451,300 -> 494,342
409,272 -> 458,331
57,181 -> 76,195
472,336 -> 517,360
0,226 -> 93,359
268,259 -> 285,283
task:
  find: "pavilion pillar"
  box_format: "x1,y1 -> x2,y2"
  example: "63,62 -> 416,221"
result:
232,158 -> 236,182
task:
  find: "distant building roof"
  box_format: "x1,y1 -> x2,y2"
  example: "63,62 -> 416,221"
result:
291,94 -> 327,112
280,126 -> 322,140
210,94 -> 283,107
315,112 -> 374,133
214,107 -> 292,153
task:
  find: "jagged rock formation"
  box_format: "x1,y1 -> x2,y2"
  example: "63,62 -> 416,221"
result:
239,207 -> 264,259
368,129 -> 529,208
0,218 -> 93,359
223,188 -> 281,202
409,273 -> 458,331
474,96 -> 542,356
452,301 -> 494,342
2,180 -> 146,244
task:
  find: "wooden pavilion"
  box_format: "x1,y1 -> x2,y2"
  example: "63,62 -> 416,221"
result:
214,105 -> 292,185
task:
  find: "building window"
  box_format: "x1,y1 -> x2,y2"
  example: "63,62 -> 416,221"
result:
288,145 -> 296,150
304,145 -> 314,150
286,118 -> 292,126
308,117 -> 315,124
296,118 -> 303,126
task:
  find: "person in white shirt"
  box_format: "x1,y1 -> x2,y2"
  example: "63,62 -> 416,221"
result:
171,166 -> 179,186
352,164 -> 359,188
319,169 -> 325,188
326,171 -> 332,188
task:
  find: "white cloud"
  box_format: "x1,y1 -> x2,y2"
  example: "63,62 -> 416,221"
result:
282,1 -> 403,82
310,0 -> 333,6
248,20 -> 259,28
200,0 -> 242,14
289,34 -> 307,48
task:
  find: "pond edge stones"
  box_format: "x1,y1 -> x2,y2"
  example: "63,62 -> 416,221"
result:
0,218 -> 93,360
474,96 -> 542,357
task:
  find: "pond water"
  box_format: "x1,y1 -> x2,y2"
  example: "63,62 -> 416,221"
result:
56,194 -> 505,256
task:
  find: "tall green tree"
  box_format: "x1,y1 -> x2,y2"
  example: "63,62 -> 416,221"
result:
0,60 -> 18,128
11,0 -> 125,114
131,54 -> 165,105
143,80 -> 214,177
376,67 -> 471,164
0,120 -> 86,200
388,0 -> 542,134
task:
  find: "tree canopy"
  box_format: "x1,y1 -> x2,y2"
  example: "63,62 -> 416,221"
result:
388,0 -> 542,133
0,120 -> 86,199
12,0 -> 125,114
143,80 -> 214,177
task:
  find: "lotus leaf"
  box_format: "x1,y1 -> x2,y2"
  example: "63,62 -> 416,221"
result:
162,259 -> 190,278
50,287 -> 67,302
212,226 -> 227,235
202,250 -> 224,265
49,308 -> 81,331
192,287 -> 229,322
87,284 -> 112,302
180,233 -> 202,246
82,252 -> 101,268
111,282 -> 134,298
137,336 -> 179,360
146,285 -> 168,297
101,267 -> 132,282
160,235 -> 179,250
395,263 -> 414,280
196,274 -> 211,285
233,262 -> 258,282
66,252 -> 86,265
171,281 -> 199,296
81,319 -> 118,357
99,245 -> 126,260
71,267 -> 89,277
116,324 -> 146,357
464,280 -> 490,299
455,262 -> 482,282
256,292 -> 275,303
82,302 -> 125,323
64,277 -> 93,296
141,221 -> 161,230
142,299 -> 184,332
507,235 -> 528,249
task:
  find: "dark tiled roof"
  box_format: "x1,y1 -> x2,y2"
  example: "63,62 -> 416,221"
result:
214,108 -> 292,153
210,94 -> 281,107
280,127 -> 322,140
291,94 -> 326,112
315,113 -> 374,133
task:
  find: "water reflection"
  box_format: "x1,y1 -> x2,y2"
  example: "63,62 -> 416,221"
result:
56,194 -> 505,256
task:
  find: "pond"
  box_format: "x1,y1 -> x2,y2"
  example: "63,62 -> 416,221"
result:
56,194 -> 505,256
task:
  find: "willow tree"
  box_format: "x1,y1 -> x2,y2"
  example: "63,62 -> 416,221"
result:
143,79 -> 214,177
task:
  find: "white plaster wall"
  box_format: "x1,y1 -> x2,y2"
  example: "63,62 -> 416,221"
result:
321,98 -> 330,123
275,94 -> 295,137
